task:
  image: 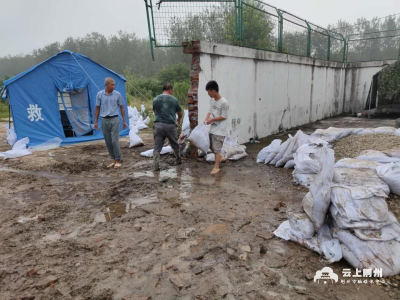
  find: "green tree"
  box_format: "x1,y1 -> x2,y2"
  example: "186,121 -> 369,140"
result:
157,63 -> 190,84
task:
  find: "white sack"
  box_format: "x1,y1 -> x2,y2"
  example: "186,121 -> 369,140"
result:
292,172 -> 317,187
5,124 -> 17,146
0,137 -> 32,159
188,124 -> 210,154
256,139 -> 281,164
373,127 -> 396,134
357,150 -> 400,164
276,130 -> 310,167
229,152 -> 248,161
353,222 -> 400,241
335,158 -> 380,170
337,229 -> 400,277
143,116 -> 150,125
182,110 -> 191,137
293,143 -> 320,174
376,162 -> 400,196
29,137 -> 62,152
311,127 -> 358,143
270,137 -> 292,165
140,146 -> 174,158
333,168 -> 390,195
129,126 -> 144,148
395,129 -> 400,136
136,122 -> 148,131
302,146 -> 335,230
141,104 -> 146,115
284,160 -> 296,169
287,212 -> 315,239
357,128 -> 375,135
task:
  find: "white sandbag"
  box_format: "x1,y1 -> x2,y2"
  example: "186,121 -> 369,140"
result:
127,106 -> 135,118
293,144 -> 320,174
318,224 -> 343,263
311,127 -> 357,143
129,127 -> 144,148
302,146 -> 335,230
330,186 -> 389,224
141,104 -> 146,115
384,149 -> 400,158
353,222 -> 400,241
376,163 -> 400,196
336,229 -> 400,277
136,122 -> 148,131
284,160 -> 295,169
140,146 -> 174,158
274,221 -> 341,263
29,137 -> 62,152
292,171 -> 316,187
270,137 -> 292,165
288,212 -> 315,239
222,145 -> 246,158
357,128 -> 375,135
205,153 -> 215,162
256,139 -> 281,163
276,130 -> 310,167
143,116 -> 150,125
229,152 -> 248,161
182,110 -> 190,137
188,124 -> 210,154
333,168 -> 390,195
5,124 -> 17,146
274,221 -> 321,254
335,158 -> 380,170
0,137 -> 32,159
395,129 -> 400,136
373,127 -> 396,134
357,150 -> 400,164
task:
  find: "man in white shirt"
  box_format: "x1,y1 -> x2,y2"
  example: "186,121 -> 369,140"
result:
204,80 -> 229,175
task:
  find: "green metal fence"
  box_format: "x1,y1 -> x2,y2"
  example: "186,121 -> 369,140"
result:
144,0 -> 398,63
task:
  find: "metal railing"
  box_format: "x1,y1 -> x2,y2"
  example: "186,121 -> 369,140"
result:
144,0 -> 398,63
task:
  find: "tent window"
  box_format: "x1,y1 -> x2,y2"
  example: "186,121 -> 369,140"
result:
58,93 -> 72,110
59,87 -> 93,137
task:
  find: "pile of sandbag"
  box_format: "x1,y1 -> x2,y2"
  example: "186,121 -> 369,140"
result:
310,126 -> 400,142
127,106 -> 150,131
274,141 -> 400,276
256,130 -> 310,168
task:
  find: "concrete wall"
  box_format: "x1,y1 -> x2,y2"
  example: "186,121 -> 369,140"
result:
184,41 -> 393,144
344,60 -> 396,114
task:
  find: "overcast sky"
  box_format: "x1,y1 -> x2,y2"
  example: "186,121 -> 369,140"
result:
0,0 -> 398,57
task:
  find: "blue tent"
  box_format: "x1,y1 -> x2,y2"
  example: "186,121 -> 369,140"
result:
3,50 -> 129,146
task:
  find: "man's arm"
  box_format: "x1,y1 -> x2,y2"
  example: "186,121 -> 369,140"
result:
94,106 -> 100,130
177,110 -> 183,125
204,112 -> 211,124
205,115 -> 226,125
120,105 -> 127,130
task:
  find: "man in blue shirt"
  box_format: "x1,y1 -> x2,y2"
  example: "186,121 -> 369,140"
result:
153,83 -> 183,171
94,77 -> 127,169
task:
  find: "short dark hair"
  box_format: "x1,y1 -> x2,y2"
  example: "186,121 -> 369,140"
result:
206,80 -> 219,92
163,82 -> 173,91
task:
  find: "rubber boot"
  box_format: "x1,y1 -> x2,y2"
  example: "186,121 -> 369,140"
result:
175,150 -> 182,165
153,152 -> 161,171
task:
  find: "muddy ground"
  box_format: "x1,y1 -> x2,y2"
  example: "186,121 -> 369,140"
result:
0,115 -> 399,300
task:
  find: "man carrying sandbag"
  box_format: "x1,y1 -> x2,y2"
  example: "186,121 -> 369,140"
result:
152,83 -> 183,171
204,80 -> 229,175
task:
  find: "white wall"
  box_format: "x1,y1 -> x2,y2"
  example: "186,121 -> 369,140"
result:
344,60 -> 396,114
197,42 -> 346,143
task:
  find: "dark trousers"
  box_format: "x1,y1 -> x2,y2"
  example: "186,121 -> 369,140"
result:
154,122 -> 180,153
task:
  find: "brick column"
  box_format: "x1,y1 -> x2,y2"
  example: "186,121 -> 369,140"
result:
182,41 -> 201,130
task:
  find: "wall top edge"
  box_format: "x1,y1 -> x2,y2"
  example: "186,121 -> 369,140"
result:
190,41 -> 396,69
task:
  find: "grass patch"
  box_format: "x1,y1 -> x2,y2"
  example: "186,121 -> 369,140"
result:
0,100 -> 10,119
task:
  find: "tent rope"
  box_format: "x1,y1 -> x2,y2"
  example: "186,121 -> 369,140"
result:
70,53 -> 101,91
125,81 -> 152,102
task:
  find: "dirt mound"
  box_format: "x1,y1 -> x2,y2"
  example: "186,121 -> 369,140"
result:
51,160 -> 102,174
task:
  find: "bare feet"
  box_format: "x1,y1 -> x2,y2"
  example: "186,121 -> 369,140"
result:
211,167 -> 220,175
107,162 -> 116,168
114,162 -> 122,169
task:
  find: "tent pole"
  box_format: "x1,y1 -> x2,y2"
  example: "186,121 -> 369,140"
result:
8,100 -> 11,127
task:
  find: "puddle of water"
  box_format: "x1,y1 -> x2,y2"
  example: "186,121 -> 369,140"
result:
94,195 -> 158,222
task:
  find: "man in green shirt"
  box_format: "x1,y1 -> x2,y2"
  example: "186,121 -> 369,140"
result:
152,83 -> 183,171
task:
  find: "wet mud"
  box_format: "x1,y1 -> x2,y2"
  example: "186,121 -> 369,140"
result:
0,116 -> 399,300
